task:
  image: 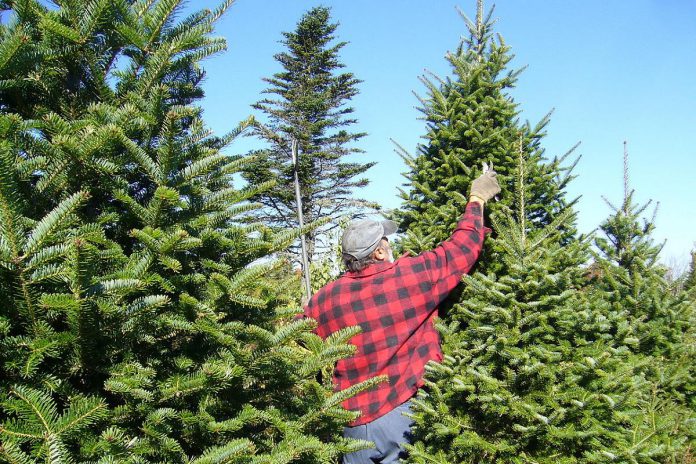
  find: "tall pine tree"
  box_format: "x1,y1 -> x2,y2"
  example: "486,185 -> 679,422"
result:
0,1 -> 380,462
396,1 -> 578,272
242,6 -> 375,265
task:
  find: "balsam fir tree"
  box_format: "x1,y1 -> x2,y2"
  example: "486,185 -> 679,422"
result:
0,1 -> 380,462
590,144 -> 695,453
405,148 -> 673,463
396,0 -> 578,271
242,6 -> 375,265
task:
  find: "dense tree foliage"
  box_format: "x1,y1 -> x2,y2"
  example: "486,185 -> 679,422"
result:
398,2 -> 695,462
395,2 -> 578,273
589,148 -> 695,449
0,1 -> 693,463
404,153 -> 682,463
0,1 -> 378,462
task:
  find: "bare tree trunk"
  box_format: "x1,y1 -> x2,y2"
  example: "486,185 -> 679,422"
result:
292,139 -> 312,301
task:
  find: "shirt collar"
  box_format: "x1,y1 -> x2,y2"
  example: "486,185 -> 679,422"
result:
344,260 -> 395,278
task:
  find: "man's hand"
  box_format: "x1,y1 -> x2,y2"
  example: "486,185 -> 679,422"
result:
469,168 -> 501,204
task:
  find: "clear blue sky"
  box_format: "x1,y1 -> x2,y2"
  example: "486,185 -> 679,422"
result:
187,0 -> 696,267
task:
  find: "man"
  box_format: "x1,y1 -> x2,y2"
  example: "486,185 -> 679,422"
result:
303,169 -> 500,463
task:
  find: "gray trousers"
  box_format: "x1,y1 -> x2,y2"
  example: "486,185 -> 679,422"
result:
342,400 -> 414,464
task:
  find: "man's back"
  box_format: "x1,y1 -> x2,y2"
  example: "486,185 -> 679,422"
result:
305,202 -> 488,425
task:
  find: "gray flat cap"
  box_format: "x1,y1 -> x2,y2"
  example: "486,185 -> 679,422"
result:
342,219 -> 398,259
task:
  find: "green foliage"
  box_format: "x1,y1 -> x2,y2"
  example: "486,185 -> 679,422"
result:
395,1 -> 578,274
399,4 -> 694,460
405,143 -> 671,462
2,0 -> 693,462
0,385 -> 108,462
242,6 -> 376,264
0,1 -> 376,462
590,147 -> 696,457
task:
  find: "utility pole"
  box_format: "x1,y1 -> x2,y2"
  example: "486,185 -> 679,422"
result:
292,139 -> 312,301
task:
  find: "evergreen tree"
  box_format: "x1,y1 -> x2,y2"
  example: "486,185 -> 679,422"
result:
396,1 -> 578,272
0,1 -> 379,462
404,146 -> 673,463
590,145 -> 695,451
592,159 -> 691,366
396,3 -> 693,460
242,6 -> 375,264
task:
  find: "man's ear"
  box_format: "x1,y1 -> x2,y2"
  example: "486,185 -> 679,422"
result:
372,247 -> 388,262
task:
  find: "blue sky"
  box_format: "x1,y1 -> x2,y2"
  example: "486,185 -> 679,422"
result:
188,0 -> 696,267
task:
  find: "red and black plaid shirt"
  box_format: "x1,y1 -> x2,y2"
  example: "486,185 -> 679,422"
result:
304,203 -> 488,425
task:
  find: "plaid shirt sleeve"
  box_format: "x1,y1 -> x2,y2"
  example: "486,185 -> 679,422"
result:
304,202 -> 488,425
408,201 -> 489,304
